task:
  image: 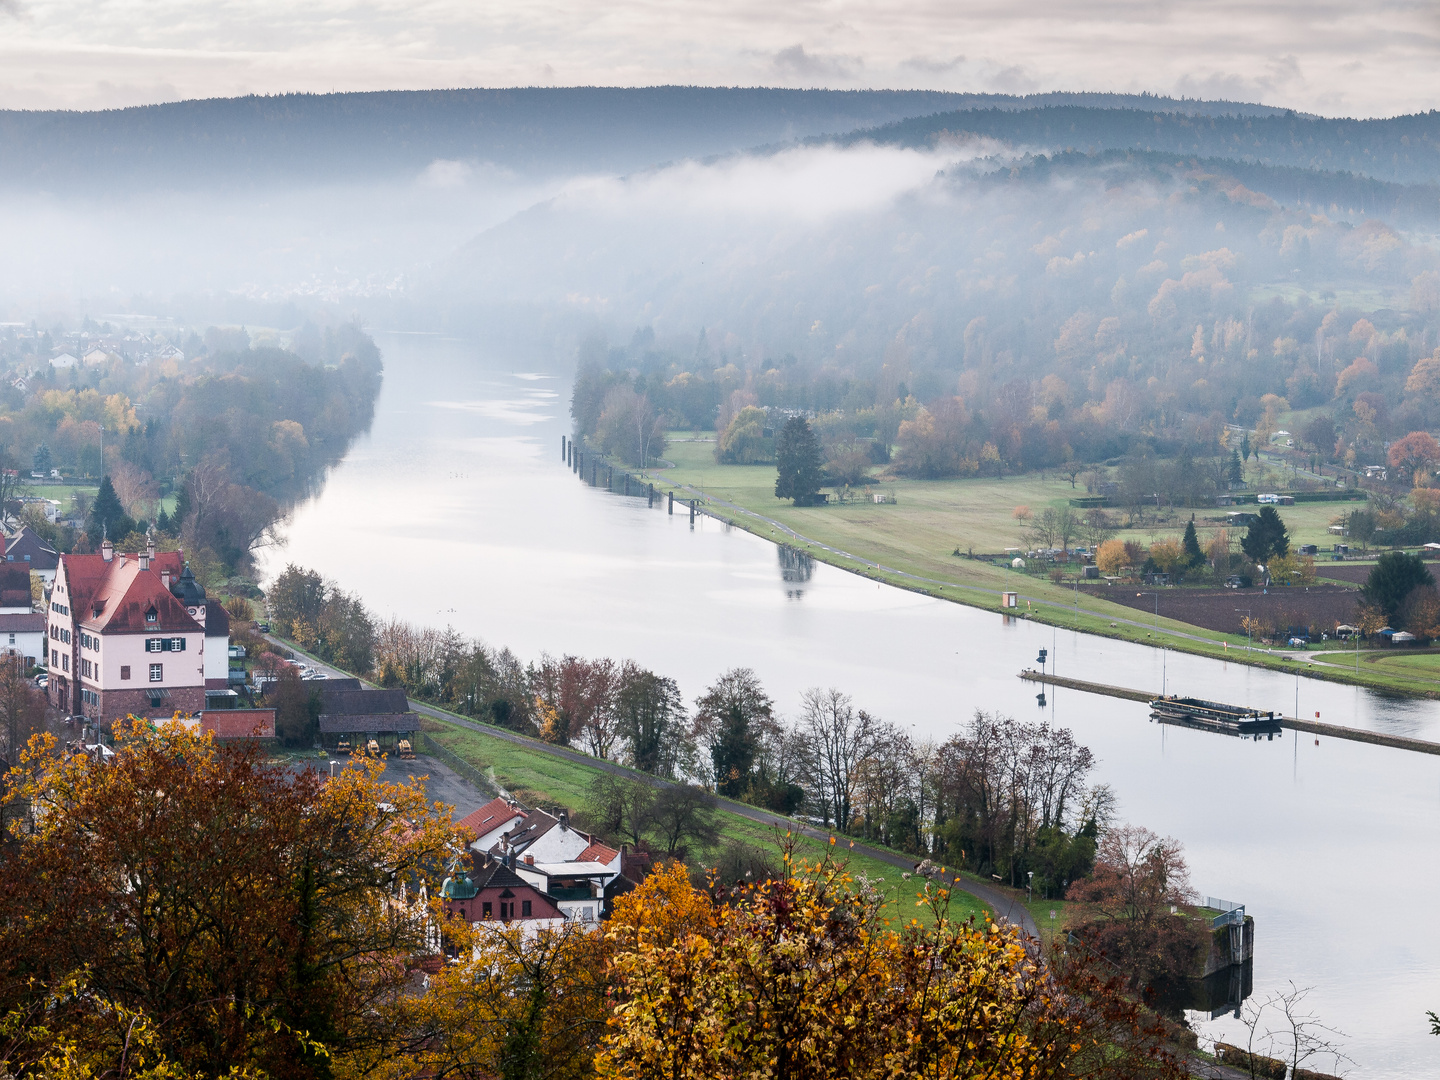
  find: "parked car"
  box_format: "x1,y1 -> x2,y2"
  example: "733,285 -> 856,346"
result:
302,670 -> 329,680
33,673 -> 47,689
1224,576 -> 1247,589
257,622 -> 271,633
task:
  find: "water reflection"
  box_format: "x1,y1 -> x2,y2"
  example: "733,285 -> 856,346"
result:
778,544 -> 813,599
261,333 -> 1440,1078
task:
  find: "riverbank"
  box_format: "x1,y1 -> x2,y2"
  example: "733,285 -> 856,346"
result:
618,442 -> 1440,700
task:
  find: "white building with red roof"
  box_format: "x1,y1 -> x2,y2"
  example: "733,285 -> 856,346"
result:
46,536 -> 213,720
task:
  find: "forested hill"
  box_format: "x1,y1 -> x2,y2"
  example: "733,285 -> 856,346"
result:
0,88 -> 1292,191
840,106 -> 1440,186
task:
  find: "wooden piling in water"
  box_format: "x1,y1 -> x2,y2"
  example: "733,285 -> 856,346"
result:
1018,670 -> 1440,756
689,500 -> 696,524
668,491 -> 674,514
561,435 -> 566,461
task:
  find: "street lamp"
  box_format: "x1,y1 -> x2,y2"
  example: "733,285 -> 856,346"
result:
1027,870 -> 1034,902
329,759 -> 339,778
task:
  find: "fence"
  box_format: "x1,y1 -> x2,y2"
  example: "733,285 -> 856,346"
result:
418,731 -> 500,799
1205,896 -> 1246,929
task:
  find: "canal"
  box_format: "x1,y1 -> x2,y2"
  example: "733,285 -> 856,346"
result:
260,331 -> 1440,1076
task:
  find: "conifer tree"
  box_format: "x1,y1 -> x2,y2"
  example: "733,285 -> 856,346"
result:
774,416 -> 824,506
1182,518 -> 1204,568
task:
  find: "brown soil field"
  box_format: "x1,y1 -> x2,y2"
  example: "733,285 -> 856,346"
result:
1081,583 -> 1360,636
1313,563 -> 1374,585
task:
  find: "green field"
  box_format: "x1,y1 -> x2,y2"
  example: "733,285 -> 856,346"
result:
424,717 -> 988,927
636,436 -> 1440,699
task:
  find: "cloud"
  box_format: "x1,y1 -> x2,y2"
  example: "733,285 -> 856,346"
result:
771,44 -> 863,81
902,53 -> 965,74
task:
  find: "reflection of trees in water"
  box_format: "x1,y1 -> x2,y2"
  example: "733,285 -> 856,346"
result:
778,545 -> 813,586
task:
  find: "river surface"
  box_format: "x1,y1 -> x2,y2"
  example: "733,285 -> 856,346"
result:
260,332 -> 1440,1076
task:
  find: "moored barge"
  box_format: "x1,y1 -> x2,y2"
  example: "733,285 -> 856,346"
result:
1149,696 -> 1283,739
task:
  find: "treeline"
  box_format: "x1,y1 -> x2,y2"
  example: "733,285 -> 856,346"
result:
562,144 -> 1440,484
11,324 -> 382,575
268,564 -> 1106,890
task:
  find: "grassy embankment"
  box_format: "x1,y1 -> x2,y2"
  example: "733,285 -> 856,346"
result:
640,436 -> 1440,699
423,716 -> 988,927
265,633 -> 987,925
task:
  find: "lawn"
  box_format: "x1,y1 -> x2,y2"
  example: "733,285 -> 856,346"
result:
424,716 -> 988,927
638,437 -> 1440,698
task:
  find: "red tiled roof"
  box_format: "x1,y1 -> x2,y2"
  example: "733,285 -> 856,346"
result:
578,841 -> 620,866
61,551 -> 183,622
80,558 -> 198,634
456,797 -> 526,839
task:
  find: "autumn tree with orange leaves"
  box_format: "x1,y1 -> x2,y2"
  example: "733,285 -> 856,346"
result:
0,720 -> 454,1079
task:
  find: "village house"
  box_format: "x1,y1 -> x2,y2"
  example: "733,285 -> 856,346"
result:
438,854 -> 567,941
7,526 -> 63,584
456,796 -> 529,851
0,564 -> 43,667
46,537 -> 224,721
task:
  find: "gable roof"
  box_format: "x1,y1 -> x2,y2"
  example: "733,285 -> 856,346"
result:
457,797 -> 527,840
204,602 -> 230,637
316,686 -> 410,716
79,558 -> 199,633
0,565 -> 30,609
3,528 -> 58,570
60,550 -> 184,622
578,840 -> 620,866
491,809 -> 560,854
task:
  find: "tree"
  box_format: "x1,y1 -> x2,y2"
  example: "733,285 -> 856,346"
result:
774,416 -> 825,506
613,662 -> 688,777
1147,538 -> 1184,576
1095,537 -> 1127,575
1240,506 -> 1290,563
1227,448 -> 1243,484
1388,431 -> 1440,484
1,721 -> 452,1077
1066,824 -> 1208,989
1080,507 -> 1116,548
1362,551 -> 1435,618
31,442 -> 52,476
797,687 -> 877,830
269,564 -> 327,638
599,846 -> 1181,1080
693,668 -> 773,797
716,405 -> 771,464
595,385 -> 667,467
1181,518 -> 1204,568
1347,508 -> 1378,553
1301,415 -> 1337,459
645,783 -> 720,858
85,475 -> 133,546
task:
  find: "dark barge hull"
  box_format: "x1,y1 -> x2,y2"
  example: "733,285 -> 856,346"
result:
1149,697 -> 1283,738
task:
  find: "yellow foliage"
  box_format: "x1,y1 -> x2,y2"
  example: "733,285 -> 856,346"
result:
1095,537 -> 1127,575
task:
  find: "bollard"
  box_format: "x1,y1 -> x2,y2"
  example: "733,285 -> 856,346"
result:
668,490 -> 674,514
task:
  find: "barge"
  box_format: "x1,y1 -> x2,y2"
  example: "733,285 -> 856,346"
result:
1149,696 -> 1284,739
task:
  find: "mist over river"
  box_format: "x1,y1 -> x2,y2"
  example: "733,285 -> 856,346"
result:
259,332 -> 1440,1076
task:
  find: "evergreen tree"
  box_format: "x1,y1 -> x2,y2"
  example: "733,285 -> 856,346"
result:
1240,505 -> 1290,563
774,415 -> 825,506
1182,518 -> 1204,568
1362,552 -> 1434,618
31,442 -> 52,476
1241,432 -> 1252,462
86,476 -> 134,547
1227,449 -> 1243,485
170,477 -> 192,535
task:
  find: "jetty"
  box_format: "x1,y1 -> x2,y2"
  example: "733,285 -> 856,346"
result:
1018,669 -> 1440,756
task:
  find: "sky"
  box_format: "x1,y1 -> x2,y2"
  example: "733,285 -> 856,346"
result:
0,0 -> 1436,118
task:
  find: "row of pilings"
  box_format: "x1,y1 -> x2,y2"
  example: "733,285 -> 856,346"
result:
562,434 -> 700,524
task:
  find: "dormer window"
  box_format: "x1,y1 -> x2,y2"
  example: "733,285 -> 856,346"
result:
145,607 -> 158,624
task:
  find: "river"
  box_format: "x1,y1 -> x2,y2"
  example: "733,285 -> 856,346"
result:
259,331 -> 1440,1076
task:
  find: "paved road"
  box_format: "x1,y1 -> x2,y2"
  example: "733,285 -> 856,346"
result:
266,635 -> 1037,937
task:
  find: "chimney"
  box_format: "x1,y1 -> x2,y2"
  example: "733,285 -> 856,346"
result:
138,552 -> 150,571
101,538 -> 113,562
524,854 -> 534,865
558,810 -> 569,831
161,569 -> 171,587
146,532 -> 156,561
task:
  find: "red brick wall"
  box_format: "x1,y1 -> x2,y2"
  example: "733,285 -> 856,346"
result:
202,709 -> 276,739
97,686 -> 205,724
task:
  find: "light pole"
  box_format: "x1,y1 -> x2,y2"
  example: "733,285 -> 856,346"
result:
329,759 -> 339,778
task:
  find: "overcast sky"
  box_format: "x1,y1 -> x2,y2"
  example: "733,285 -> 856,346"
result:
0,0 -> 1436,117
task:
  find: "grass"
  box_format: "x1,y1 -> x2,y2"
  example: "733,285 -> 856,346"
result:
641,436 -> 1440,698
424,716 -> 988,927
